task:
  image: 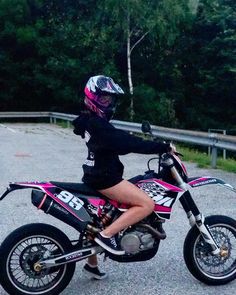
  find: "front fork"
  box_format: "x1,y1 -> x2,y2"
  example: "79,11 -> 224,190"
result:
180,191 -> 220,255
162,158 -> 221,255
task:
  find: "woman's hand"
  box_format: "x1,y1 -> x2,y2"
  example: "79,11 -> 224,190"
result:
169,143 -> 176,154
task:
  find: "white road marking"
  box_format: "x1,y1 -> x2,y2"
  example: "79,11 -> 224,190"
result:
0,124 -> 17,133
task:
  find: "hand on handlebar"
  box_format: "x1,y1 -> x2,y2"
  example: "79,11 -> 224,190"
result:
167,143 -> 184,157
161,142 -> 175,154
160,141 -> 182,156
167,143 -> 176,154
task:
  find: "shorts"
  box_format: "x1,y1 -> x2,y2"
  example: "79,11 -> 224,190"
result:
82,175 -> 123,190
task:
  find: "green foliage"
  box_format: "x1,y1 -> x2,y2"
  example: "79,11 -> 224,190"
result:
0,0 -> 235,132
132,84 -> 178,127
178,0 -> 236,130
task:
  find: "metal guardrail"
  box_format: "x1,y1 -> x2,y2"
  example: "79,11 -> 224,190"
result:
0,111 -> 50,118
1,112 -> 236,168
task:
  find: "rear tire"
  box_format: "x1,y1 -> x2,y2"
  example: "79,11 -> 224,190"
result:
184,215 -> 236,285
0,223 -> 76,295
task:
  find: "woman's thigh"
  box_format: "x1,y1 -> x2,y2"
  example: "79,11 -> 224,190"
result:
99,180 -> 152,206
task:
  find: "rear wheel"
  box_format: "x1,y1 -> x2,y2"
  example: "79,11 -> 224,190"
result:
0,223 -> 76,295
184,215 -> 236,285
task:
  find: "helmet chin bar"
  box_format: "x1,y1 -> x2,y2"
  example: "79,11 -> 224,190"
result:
84,96 -> 116,121
84,97 -> 104,117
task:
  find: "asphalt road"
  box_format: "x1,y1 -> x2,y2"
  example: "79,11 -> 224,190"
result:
0,123 -> 236,295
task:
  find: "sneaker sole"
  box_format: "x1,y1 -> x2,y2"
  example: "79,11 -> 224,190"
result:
94,237 -> 125,255
83,268 -> 108,280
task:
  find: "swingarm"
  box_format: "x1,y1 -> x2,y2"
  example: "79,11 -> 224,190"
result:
34,245 -> 102,272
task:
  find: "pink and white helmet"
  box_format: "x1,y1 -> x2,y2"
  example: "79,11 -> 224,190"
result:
84,75 -> 124,120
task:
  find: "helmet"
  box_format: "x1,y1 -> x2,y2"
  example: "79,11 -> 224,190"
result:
84,75 -> 124,120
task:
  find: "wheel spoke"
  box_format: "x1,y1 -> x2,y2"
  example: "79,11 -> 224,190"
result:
194,223 -> 236,278
7,235 -> 67,293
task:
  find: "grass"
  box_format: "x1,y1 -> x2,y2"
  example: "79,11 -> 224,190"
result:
177,145 -> 236,173
56,120 -> 71,128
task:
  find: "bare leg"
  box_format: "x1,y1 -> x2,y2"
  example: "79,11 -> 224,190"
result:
87,255 -> 98,266
84,255 -> 107,279
99,180 -> 154,237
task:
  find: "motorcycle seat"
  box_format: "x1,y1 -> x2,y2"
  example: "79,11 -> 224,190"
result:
50,176 -> 144,198
50,181 -> 104,197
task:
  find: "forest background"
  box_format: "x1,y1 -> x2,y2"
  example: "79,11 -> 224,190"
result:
0,0 -> 235,132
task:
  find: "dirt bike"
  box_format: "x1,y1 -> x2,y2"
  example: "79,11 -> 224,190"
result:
0,122 -> 236,295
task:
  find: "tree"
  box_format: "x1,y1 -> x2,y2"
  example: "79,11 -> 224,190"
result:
180,0 -> 236,129
96,0 -> 192,121
3,0 -> 234,132
0,0 -> 120,111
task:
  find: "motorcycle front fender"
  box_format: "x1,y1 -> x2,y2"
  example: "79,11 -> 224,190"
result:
188,176 -> 236,193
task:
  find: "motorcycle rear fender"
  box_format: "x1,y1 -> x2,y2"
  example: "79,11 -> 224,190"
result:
188,177 -> 236,193
0,182 -> 92,231
0,182 -> 54,200
0,183 -> 27,200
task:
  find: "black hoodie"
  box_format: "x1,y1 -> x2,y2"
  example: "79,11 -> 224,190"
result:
72,113 -> 169,189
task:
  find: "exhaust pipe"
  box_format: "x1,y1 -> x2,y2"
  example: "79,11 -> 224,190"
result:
139,224 -> 166,240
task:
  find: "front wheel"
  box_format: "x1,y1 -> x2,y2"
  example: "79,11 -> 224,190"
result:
184,215 -> 236,285
0,223 -> 76,295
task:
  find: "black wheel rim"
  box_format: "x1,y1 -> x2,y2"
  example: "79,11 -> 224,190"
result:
194,223 -> 236,279
7,235 -> 67,294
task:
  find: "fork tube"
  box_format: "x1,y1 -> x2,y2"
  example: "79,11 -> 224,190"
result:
195,215 -> 220,254
180,191 -> 200,216
179,192 -> 196,227
180,191 -> 220,255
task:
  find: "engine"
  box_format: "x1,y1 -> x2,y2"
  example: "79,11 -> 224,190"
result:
120,227 -> 155,254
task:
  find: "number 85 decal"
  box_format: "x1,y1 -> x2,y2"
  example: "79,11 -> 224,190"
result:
56,191 -> 84,211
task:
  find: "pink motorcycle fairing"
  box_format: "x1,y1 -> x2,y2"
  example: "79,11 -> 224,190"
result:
1,179 -> 184,221
2,176 -> 235,225
87,179 -> 183,220
188,176 -> 236,192
1,182 -> 92,227
136,179 -> 183,220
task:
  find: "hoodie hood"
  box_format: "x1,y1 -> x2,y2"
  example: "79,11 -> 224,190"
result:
72,113 -> 90,138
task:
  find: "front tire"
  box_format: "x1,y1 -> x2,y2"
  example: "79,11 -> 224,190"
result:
0,223 -> 76,295
184,215 -> 236,285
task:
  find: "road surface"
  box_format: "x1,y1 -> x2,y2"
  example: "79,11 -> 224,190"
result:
0,123 -> 235,295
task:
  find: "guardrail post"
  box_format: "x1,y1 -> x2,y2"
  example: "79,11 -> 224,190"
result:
223,130 -> 226,160
211,146 -> 217,168
208,129 -> 227,160
67,120 -> 70,128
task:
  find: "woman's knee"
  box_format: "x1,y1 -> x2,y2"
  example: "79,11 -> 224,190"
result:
128,188 -> 155,213
141,196 -> 155,214
145,198 -> 155,214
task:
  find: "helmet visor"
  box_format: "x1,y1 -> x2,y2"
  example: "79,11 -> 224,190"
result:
97,94 -> 117,108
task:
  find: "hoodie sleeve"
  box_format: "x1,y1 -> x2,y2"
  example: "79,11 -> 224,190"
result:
89,117 -> 169,155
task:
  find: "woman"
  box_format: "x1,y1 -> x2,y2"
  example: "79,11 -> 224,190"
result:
73,75 -> 172,279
